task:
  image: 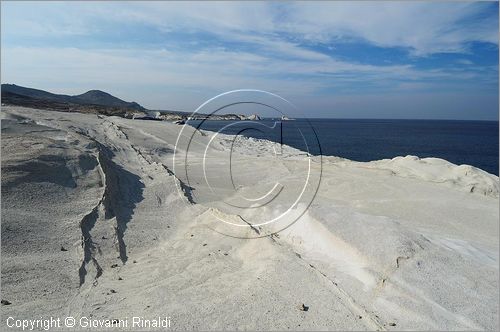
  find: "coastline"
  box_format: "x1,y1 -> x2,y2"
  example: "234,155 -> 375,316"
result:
1,106 -> 499,330
194,121 -> 499,190
187,118 -> 499,176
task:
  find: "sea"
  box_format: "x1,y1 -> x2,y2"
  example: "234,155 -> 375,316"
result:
188,119 -> 499,176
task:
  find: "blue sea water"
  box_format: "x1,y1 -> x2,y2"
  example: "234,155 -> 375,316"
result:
188,119 -> 499,175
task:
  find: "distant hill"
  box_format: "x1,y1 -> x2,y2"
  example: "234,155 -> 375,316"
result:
1,84 -> 262,121
1,84 -> 145,111
73,90 -> 144,110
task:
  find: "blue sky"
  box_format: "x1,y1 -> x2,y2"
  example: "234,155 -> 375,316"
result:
1,1 -> 498,120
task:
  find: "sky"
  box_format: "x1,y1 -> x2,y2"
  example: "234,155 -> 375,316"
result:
1,1 -> 499,120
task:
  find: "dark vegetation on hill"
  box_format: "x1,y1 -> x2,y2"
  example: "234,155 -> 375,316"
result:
1,84 -> 146,117
1,84 -> 261,121
2,84 -> 144,110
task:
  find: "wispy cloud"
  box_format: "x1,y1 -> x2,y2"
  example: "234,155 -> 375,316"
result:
1,1 -> 498,119
3,1 -> 497,55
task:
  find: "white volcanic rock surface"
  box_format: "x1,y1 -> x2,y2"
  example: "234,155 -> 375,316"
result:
1,106 -> 498,330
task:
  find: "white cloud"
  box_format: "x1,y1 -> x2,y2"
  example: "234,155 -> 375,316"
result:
2,45 -> 493,110
282,2 -> 498,55
456,59 -> 474,65
1,1 -> 497,118
2,1 -> 496,56
114,2 -> 498,56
